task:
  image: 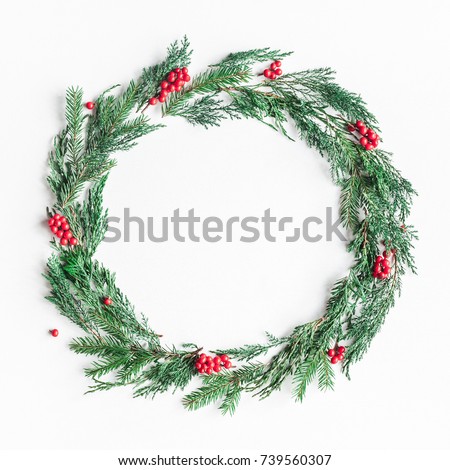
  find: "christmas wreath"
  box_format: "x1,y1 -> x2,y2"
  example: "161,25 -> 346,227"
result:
45,38 -> 416,414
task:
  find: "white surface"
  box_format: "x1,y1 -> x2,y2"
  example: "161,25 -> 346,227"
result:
1,0 -> 449,468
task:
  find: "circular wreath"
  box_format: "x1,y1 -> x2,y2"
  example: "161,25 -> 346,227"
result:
45,38 -> 416,415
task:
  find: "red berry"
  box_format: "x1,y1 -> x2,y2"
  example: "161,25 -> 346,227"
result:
359,126 -> 368,136
158,95 -> 166,103
174,67 -> 181,73
274,60 -> 282,67
160,89 -> 168,98
61,223 -> 70,231
337,354 -> 344,361
60,217 -> 67,224
168,73 -> 176,83
160,81 -> 169,89
275,68 -> 282,76
55,220 -> 62,227
379,272 -> 388,280
213,364 -> 222,373
376,255 -> 383,263
103,297 -> 112,306
48,218 -> 55,226
56,230 -> 64,238
220,354 -> 229,363
331,356 -> 339,364
168,84 -> 175,93
224,361 -> 232,369
69,237 -> 78,246
63,231 -> 73,240
373,263 -> 381,274
54,214 -> 61,220
360,137 -> 368,146
372,140 -> 379,148
149,97 -> 158,105
60,238 -> 68,246
368,130 -> 376,141
205,367 -> 213,375
184,74 -> 191,82
175,85 -> 182,92
199,354 -> 206,364
270,63 -> 277,71
182,67 -> 188,74
337,346 -> 346,354
327,348 -> 336,357
50,329 -> 59,337
356,120 -> 364,128
86,102 -> 95,110
347,124 -> 355,132
365,143 -> 374,151
213,356 -> 221,364
51,226 -> 58,234
263,69 -> 272,78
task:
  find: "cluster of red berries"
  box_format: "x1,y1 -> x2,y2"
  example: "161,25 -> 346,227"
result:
195,353 -> 232,375
372,249 -> 396,280
263,60 -> 283,80
347,120 -> 380,151
148,67 -> 191,106
327,345 -> 346,364
48,214 -> 78,247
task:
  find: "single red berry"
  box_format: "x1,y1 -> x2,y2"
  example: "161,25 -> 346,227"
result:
270,62 -> 277,71
199,354 -> 206,364
368,130 -> 376,141
338,346 -> 346,354
51,226 -> 58,234
213,364 -> 221,373
365,143 -> 374,151
160,89 -> 168,98
337,353 -> 344,361
206,356 -> 213,365
359,126 -> 368,136
63,231 -> 73,240
182,67 -> 188,74
224,361 -> 232,369
347,124 -> 355,132
195,362 -> 202,370
331,356 -> 339,364
274,69 -> 282,76
174,67 -> 181,73
168,73 -> 176,83
327,348 -> 336,357
263,69 -> 272,78
360,137 -> 368,146
372,140 -> 379,148
168,84 -> 176,92
220,354 -> 229,363
213,356 -> 221,365
205,367 -> 213,375
175,85 -> 182,92
55,220 -> 62,227
160,81 -> 169,89
48,218 -> 55,226
184,74 -> 191,82
56,230 -> 64,238
86,102 -> 95,110
158,95 -> 166,103
376,255 -> 383,263
54,214 -> 61,220
356,120 -> 364,128
149,97 -> 158,105
60,238 -> 68,246
50,329 -> 59,337
60,216 -> 67,224
274,60 -> 282,67
69,237 -> 78,246
61,223 -> 70,231
103,297 -> 112,306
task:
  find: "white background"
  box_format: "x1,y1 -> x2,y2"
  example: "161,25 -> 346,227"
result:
1,0 -> 449,468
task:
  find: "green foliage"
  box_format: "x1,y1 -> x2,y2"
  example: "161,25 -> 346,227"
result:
45,39 -> 416,414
